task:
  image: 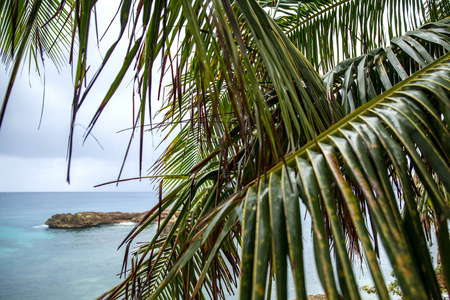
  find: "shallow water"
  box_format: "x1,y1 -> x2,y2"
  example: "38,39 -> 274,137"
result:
0,192 -> 157,300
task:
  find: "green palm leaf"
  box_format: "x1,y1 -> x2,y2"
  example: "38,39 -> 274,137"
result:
111,52 -> 449,300
262,0 -> 450,72
99,2 -> 450,298
324,18 -> 450,115
0,0 -> 74,70
243,52 -> 450,299
0,0 -> 75,127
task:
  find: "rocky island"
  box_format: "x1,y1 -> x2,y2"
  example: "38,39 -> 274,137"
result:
45,210 -> 176,229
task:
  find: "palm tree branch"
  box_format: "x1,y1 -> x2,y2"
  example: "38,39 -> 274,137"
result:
103,51 -> 450,300
237,52 -> 450,299
324,18 -> 450,116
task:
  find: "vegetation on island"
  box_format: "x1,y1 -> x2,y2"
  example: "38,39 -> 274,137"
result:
1,0 -> 450,299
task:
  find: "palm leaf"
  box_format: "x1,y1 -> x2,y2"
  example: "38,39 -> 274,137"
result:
0,0 -> 75,127
101,45 -> 450,300
261,0 -> 450,72
236,52 -> 450,299
101,177 -> 242,299
0,0 -> 74,70
101,2 -> 450,299
324,18 -> 450,115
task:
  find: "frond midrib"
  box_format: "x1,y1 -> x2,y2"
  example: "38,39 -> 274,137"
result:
284,0 -> 350,36
266,51 -> 450,177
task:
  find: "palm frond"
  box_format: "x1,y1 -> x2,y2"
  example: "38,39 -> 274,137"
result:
104,3 -> 450,298
0,0 -> 76,125
0,0 -> 74,70
324,17 -> 450,115
108,51 -> 450,300
245,53 -> 450,300
100,168 -> 242,299
261,0 -> 450,72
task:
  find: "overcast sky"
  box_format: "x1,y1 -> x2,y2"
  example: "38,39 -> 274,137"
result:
0,1 -> 168,192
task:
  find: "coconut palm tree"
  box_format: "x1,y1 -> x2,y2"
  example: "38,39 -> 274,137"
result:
1,0 -> 450,299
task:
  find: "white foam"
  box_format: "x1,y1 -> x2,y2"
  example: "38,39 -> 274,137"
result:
33,224 -> 49,229
113,222 -> 136,226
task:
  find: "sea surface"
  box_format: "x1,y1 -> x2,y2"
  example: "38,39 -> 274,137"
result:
0,192 -> 158,300
0,192 -> 408,299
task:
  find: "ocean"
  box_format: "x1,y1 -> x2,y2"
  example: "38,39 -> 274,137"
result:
0,192 -> 405,299
0,192 -> 158,300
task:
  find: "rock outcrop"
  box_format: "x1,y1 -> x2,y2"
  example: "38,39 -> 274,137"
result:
307,295 -> 329,300
45,210 -> 179,229
45,211 -> 147,228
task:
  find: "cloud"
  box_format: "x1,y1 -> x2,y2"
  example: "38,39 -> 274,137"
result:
0,0 -> 168,191
0,154 -> 154,192
0,65 -> 164,191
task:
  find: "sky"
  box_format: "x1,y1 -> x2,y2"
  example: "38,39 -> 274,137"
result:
0,1 -> 168,192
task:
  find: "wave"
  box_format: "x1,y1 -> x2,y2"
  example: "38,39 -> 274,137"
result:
113,222 -> 137,226
33,224 -> 49,229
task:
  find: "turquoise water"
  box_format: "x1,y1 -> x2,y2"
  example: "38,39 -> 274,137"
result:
0,192 -> 410,299
0,192 -> 158,300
